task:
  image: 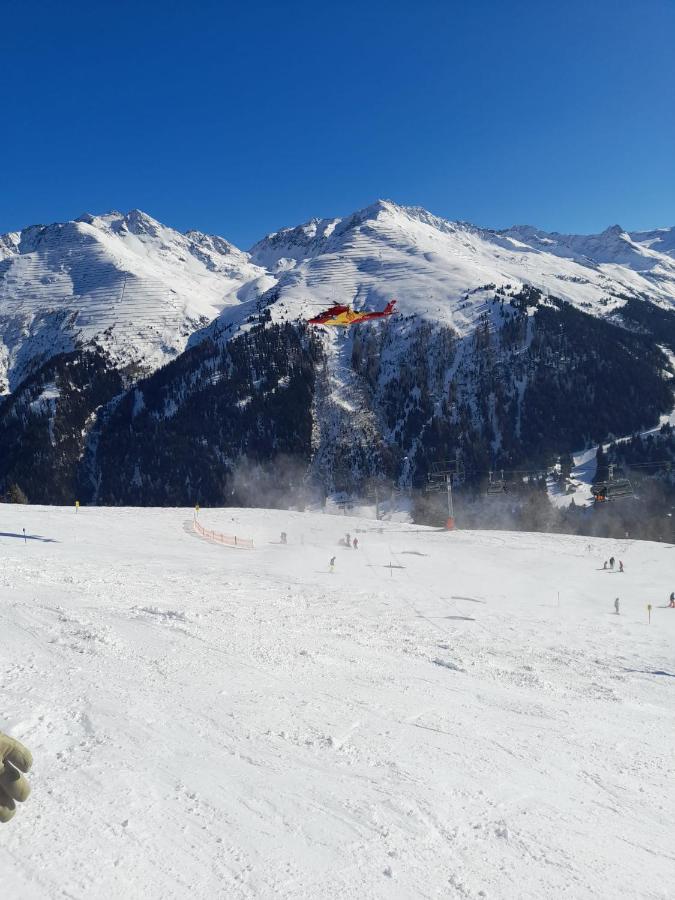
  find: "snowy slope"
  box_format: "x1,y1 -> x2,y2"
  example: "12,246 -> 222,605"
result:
630,225 -> 675,259
0,210 -> 274,392
1,505 -> 674,899
4,201 -> 675,396
548,354 -> 675,511
504,223 -> 673,272
246,202 -> 675,488
249,201 -> 675,336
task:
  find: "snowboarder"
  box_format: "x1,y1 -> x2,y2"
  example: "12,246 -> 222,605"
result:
669,592 -> 675,608
0,730 -> 32,823
353,537 -> 359,550
329,556 -> 336,574
609,557 -> 615,570
619,560 -> 624,573
614,597 -> 620,615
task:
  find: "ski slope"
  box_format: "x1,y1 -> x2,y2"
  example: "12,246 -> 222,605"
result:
1,506 -> 673,899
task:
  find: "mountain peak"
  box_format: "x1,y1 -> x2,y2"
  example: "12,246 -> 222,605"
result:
601,224 -> 626,238
124,208 -> 162,236
356,198 -> 399,218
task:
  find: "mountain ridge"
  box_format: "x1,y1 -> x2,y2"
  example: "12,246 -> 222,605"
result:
1,201 -> 674,526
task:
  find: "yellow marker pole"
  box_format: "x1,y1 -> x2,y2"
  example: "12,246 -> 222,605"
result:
194,504 -> 200,521
75,500 -> 79,514
647,604 -> 652,624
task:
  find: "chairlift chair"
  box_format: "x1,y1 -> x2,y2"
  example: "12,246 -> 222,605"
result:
592,465 -> 634,502
605,477 -> 634,499
487,470 -> 507,495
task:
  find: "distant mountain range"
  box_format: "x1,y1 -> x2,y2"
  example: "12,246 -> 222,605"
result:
1,200 -> 674,529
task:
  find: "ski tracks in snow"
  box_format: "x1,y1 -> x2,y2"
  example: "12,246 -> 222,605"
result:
1,507 -> 674,898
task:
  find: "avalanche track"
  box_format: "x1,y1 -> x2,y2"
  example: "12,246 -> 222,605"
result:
0,506 -> 673,899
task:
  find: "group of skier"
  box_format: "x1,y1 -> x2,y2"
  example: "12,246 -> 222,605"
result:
278,530 -> 360,573
329,534 -> 360,572
343,533 -> 358,550
599,553 -> 674,615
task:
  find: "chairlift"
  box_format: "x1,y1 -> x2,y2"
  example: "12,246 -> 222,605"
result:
487,470 -> 507,495
591,464 -> 634,503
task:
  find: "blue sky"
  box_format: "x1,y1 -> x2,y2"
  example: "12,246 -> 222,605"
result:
1,0 -> 673,247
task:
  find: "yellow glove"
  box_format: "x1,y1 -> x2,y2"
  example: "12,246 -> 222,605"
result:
0,732 -> 32,823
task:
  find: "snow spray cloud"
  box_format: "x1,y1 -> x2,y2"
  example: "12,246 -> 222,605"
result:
228,455 -> 318,511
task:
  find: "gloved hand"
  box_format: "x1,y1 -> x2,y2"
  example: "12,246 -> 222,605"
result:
0,732 -> 32,823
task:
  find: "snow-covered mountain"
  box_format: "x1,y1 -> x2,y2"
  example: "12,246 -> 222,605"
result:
4,200 -> 675,397
1,201 -> 674,516
250,201 -> 675,335
627,224 -> 675,258
0,209 -> 272,392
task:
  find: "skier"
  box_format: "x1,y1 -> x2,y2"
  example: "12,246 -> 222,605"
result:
614,597 -> 620,615
669,592 -> 675,608
0,731 -> 32,823
609,557 -> 615,570
329,556 -> 336,574
353,537 -> 359,550
280,531 -> 287,545
619,560 -> 624,573
603,561 -> 608,570
345,533 -> 351,548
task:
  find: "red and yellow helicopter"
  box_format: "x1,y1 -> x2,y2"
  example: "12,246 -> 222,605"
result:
308,299 -> 396,327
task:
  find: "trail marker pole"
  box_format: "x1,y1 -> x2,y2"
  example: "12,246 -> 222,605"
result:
75,500 -> 79,514
23,527 -> 26,544
647,604 -> 652,624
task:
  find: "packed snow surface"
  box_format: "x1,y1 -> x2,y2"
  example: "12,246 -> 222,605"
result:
1,506 -> 674,899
